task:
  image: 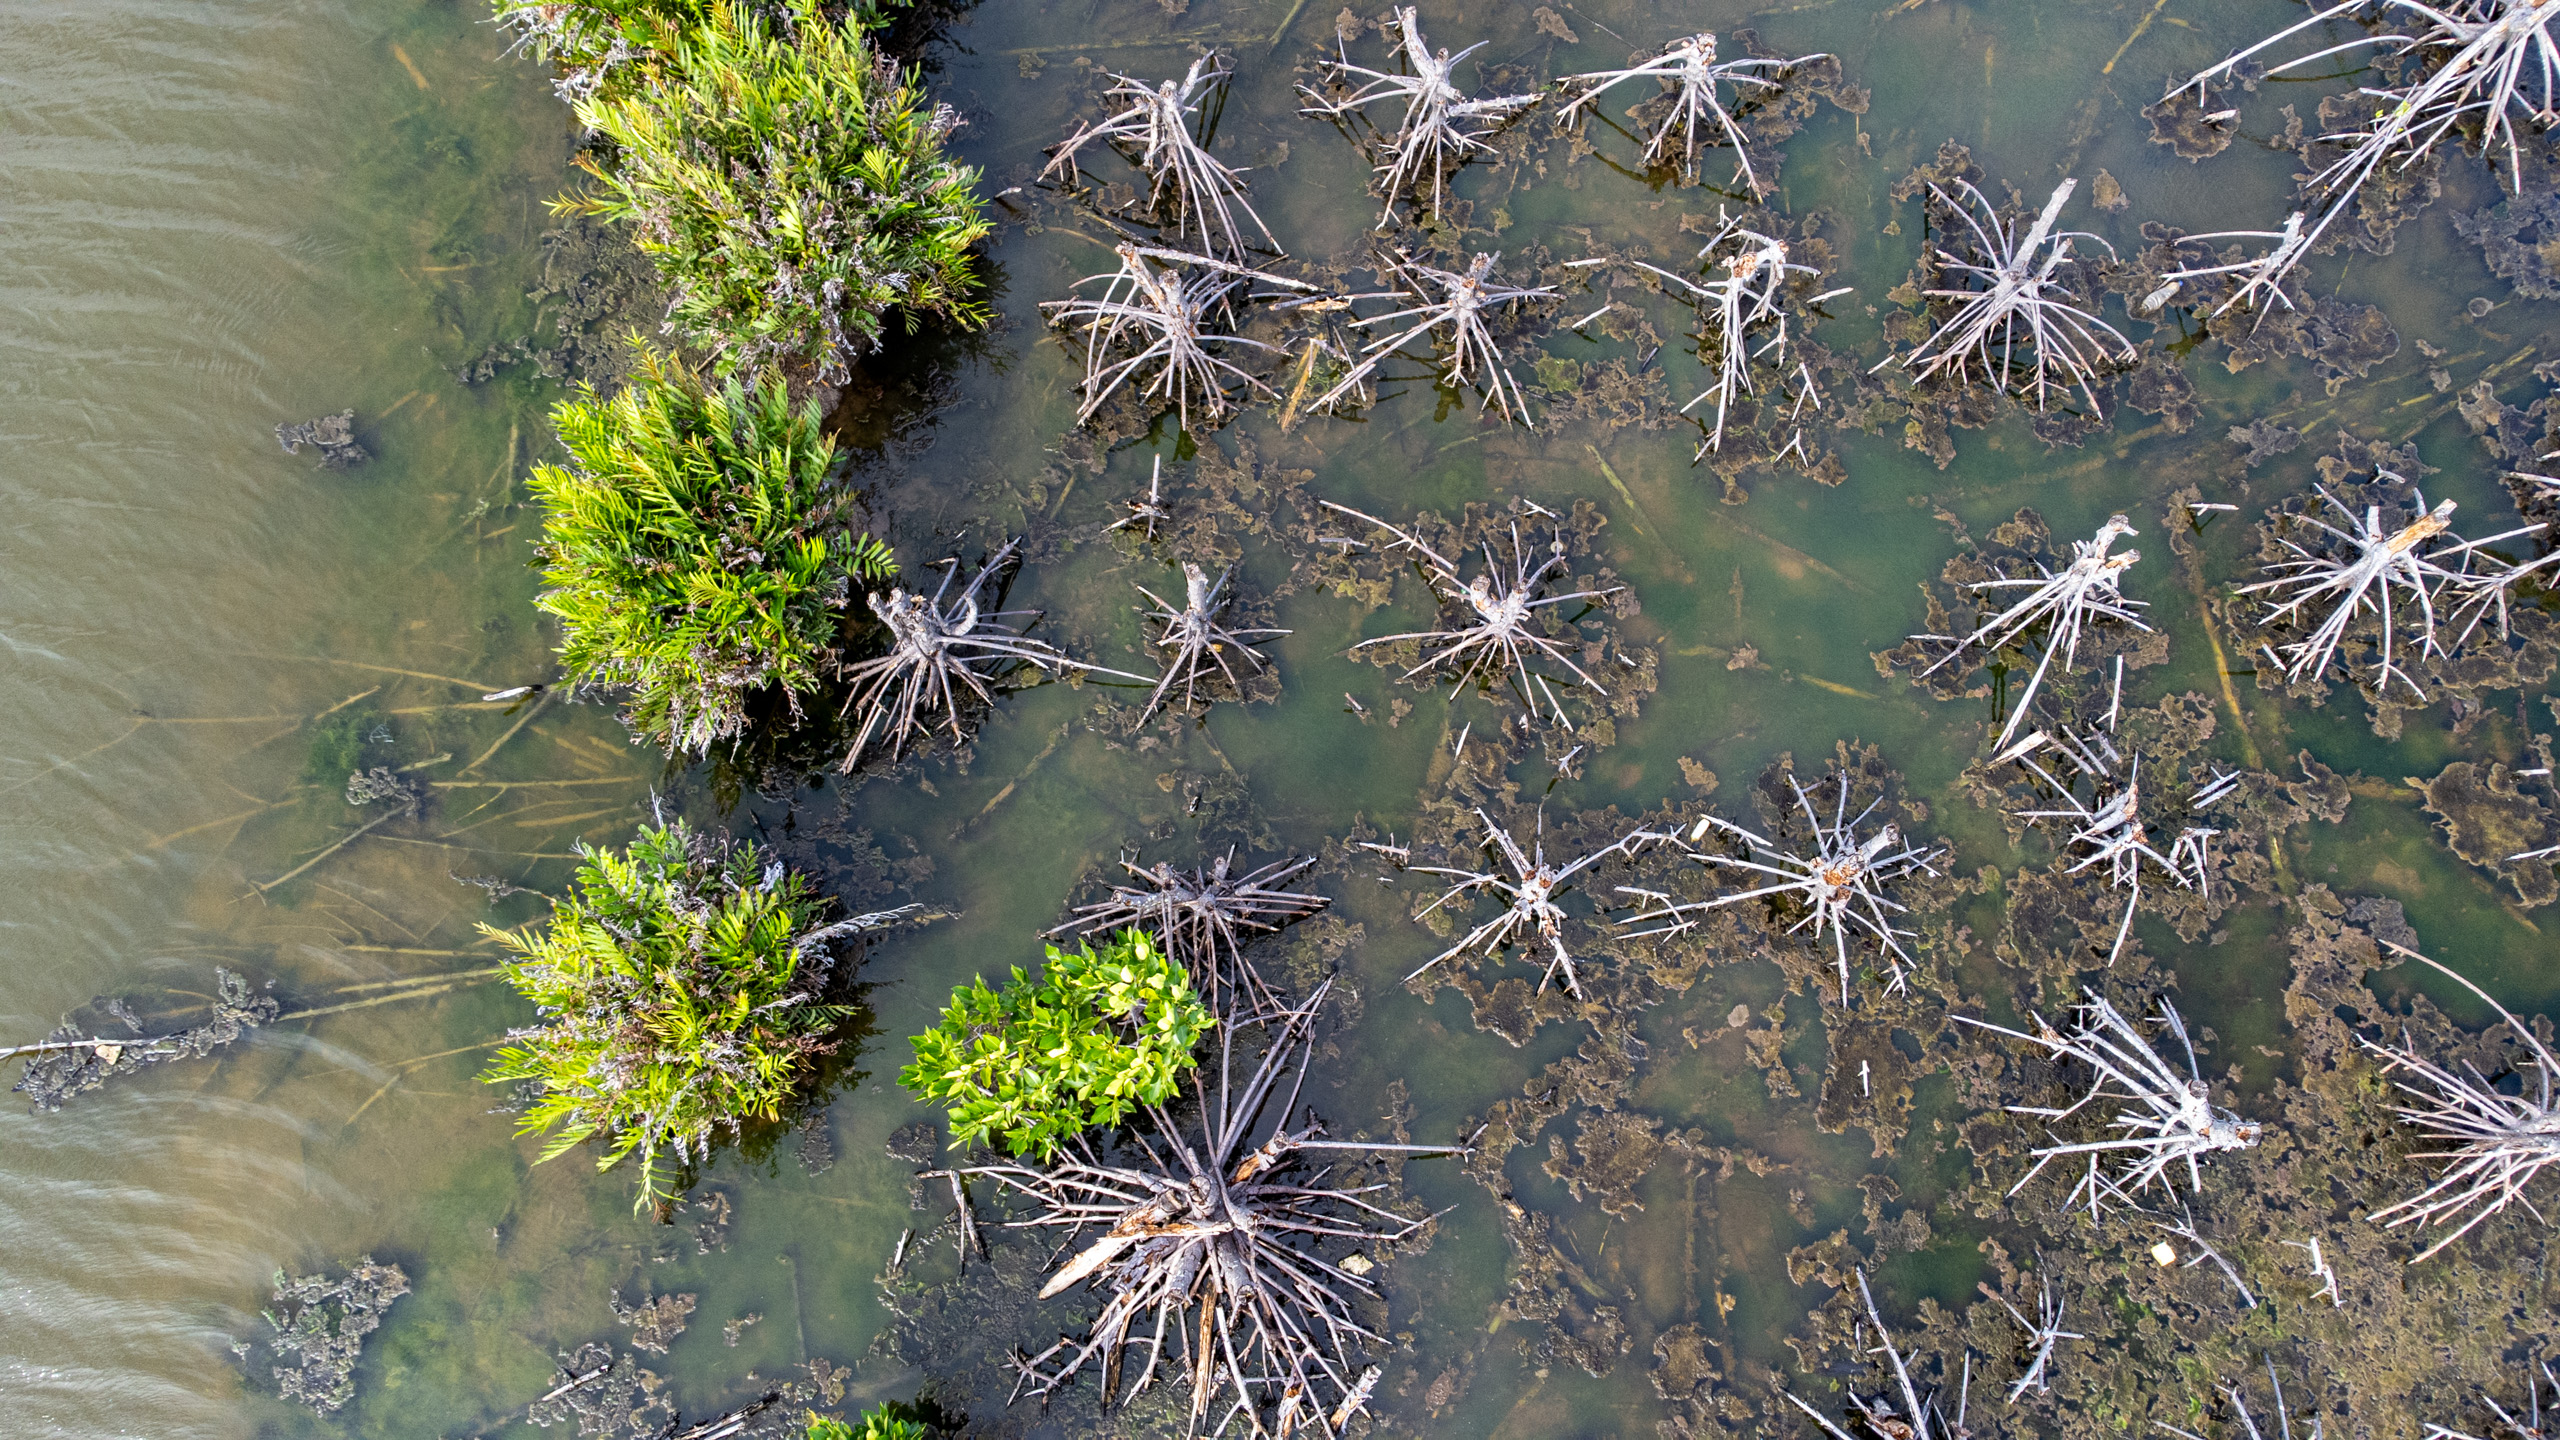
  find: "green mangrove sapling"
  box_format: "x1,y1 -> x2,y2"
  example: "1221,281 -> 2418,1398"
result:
482,819 -> 909,1209
564,0 -> 989,380
531,346 -> 893,757
900,930 -> 1212,1160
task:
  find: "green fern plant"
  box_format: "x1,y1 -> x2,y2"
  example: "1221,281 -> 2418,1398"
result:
481,820 -> 861,1210
530,344 -> 892,757
561,0 -> 990,380
900,931 -> 1213,1160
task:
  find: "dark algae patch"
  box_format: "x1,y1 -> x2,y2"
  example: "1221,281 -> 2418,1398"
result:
252,1259 -> 411,1416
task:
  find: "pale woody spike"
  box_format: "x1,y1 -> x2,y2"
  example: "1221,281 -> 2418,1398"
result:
2235,475 -> 2540,698
1612,211 -> 1849,458
1984,1272 -> 2082,1402
838,541 -> 1146,770
1318,501 -> 1620,722
2362,940 -> 2560,1262
1042,244 -> 1311,431
1293,250 -> 1559,427
2159,1364 -> 2319,1440
2140,212 -> 2312,325
1782,1269 -> 1970,1440
963,979 -> 1464,1437
2168,1 -> 2560,301
2002,735 -> 2220,967
1049,848 -> 1327,1011
1911,514 -> 2149,749
1131,561 -> 1289,723
1404,807 -> 1668,998
2425,1359 -> 2560,1440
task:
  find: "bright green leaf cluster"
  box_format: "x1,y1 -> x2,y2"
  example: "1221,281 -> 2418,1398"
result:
531,344 -> 894,757
900,931 -> 1213,1160
481,820 -> 857,1209
561,0 -> 990,381
803,1401 -> 929,1440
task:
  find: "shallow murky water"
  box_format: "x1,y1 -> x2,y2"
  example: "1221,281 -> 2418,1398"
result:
6,0 -> 2559,1436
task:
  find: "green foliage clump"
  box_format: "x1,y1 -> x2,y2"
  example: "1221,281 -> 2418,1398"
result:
562,0 -> 989,381
804,1402 -> 929,1440
481,820 -> 860,1208
901,931 -> 1213,1160
531,345 -> 893,757
494,0 -> 912,103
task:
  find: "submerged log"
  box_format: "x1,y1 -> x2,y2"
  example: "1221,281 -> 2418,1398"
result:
11,967 -> 277,1113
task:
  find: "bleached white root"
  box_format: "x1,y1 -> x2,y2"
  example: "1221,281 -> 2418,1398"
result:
1293,250 -> 1559,426
1878,177 -> 2134,412
1400,808 -> 1668,998
2362,942 -> 2560,1262
1619,770 -> 1944,1003
1557,32 -> 1827,190
1319,501 -> 1620,721
1912,514 -> 2149,748
1297,6 -> 1536,224
1782,1269 -> 1972,1440
1957,991 -> 2262,1218
1043,52 -> 1279,259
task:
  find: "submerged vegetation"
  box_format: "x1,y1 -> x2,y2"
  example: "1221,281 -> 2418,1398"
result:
482,820 -> 901,1208
7,967 -> 277,1113
256,1259 -> 411,1416
532,347 -> 893,757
